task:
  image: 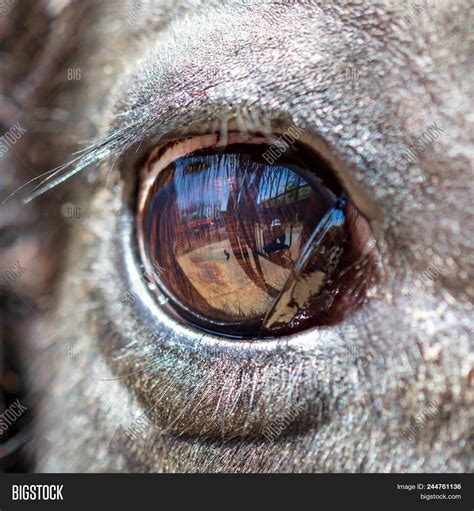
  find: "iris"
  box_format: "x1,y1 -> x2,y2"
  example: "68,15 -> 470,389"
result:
139,142 -> 377,338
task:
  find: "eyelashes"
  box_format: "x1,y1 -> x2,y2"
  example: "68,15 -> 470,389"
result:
137,133 -> 380,339
6,95 -> 277,206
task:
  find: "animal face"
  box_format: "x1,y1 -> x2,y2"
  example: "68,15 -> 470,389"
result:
0,0 -> 472,472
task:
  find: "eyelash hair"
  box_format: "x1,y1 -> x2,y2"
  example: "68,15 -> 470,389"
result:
4,98 -> 276,205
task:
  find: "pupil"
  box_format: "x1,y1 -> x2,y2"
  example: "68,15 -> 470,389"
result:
142,144 -> 349,338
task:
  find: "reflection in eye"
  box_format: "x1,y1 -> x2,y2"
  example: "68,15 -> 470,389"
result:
138,136 -> 378,339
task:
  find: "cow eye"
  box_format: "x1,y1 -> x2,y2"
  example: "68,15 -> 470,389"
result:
137,133 -> 379,339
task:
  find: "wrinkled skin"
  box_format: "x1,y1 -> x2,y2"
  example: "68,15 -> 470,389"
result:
0,0 -> 472,472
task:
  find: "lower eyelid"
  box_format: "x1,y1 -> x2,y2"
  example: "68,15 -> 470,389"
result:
88,168 -> 380,438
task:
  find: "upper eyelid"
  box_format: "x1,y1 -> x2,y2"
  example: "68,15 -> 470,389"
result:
114,100 -> 382,227
109,98 -> 298,177
105,71 -> 383,220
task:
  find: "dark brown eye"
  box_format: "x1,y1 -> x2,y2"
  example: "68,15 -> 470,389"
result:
138,134 -> 378,339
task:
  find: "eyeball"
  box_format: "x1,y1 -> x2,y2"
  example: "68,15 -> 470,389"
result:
137,133 -> 378,339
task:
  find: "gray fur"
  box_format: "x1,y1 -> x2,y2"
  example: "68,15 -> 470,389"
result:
0,0 -> 472,472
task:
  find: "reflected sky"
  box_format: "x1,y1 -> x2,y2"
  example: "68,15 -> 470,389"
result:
173,154 -> 313,222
